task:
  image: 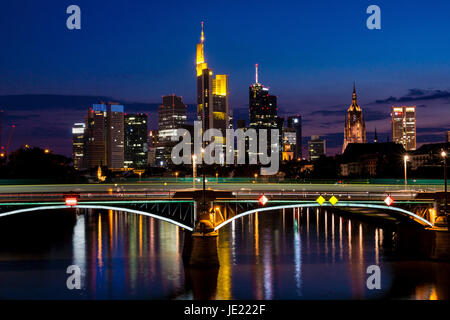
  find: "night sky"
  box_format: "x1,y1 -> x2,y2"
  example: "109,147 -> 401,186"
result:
0,0 -> 449,156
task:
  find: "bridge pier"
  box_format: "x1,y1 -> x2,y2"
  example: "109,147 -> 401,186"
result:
182,229 -> 220,267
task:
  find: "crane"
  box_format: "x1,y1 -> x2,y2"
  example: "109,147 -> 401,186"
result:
5,124 -> 15,157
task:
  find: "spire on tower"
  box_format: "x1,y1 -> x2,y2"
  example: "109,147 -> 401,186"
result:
255,64 -> 259,84
201,21 -> 204,44
374,127 -> 378,143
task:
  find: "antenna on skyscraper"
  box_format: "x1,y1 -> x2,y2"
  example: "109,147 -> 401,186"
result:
255,64 -> 259,84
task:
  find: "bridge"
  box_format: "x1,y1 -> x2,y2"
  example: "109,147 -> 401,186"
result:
0,181 -> 446,265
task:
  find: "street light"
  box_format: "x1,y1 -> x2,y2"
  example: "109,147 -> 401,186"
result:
403,155 -> 409,190
441,150 -> 448,228
201,148 -> 206,212
175,171 -> 179,183
216,172 -> 219,182
192,154 -> 197,189
254,173 -> 258,183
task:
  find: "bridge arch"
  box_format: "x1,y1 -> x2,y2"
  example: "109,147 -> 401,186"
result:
214,202 -> 432,231
0,204 -> 194,231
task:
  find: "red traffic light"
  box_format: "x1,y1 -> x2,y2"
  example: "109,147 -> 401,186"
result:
384,195 -> 394,206
258,195 -> 268,206
65,197 -> 78,206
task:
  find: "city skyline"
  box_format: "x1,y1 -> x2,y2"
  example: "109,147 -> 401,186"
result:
0,1 -> 449,156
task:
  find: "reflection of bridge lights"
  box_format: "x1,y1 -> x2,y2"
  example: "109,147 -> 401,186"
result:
384,196 -> 394,206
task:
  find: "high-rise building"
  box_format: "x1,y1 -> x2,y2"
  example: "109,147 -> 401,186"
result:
72,123 -> 86,170
391,106 -> 416,151
85,104 -> 107,168
287,115 -> 302,160
124,113 -> 148,169
106,102 -> 124,169
196,22 -> 230,147
343,83 -> 366,153
282,127 -> 296,161
249,64 -> 279,159
147,130 -> 158,166
84,102 -> 124,170
446,131 -> 450,143
308,135 -> 326,160
157,95 -> 187,166
249,64 -> 278,130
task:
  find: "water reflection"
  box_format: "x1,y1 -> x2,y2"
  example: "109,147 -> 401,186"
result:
0,208 -> 448,300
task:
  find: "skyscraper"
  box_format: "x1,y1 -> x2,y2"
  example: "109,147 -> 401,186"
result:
249,64 -> 278,130
85,104 -> 107,168
391,106 -> 416,151
124,113 -> 148,169
72,123 -> 86,170
85,102 -> 125,170
106,102 -> 124,170
196,22 -> 230,146
343,83 -> 366,153
157,95 -> 187,166
287,115 -> 302,160
249,64 -> 279,159
308,135 -> 326,160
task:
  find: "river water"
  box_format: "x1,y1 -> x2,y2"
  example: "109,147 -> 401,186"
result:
0,208 -> 448,300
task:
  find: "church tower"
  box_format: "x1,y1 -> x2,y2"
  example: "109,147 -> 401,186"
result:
342,82 -> 366,152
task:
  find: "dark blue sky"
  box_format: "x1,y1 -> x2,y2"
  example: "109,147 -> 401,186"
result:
0,0 -> 449,156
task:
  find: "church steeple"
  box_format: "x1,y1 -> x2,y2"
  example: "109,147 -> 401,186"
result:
349,81 -> 360,111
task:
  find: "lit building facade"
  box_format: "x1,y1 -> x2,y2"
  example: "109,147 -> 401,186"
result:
249,64 -> 279,160
84,102 -> 125,170
196,22 -> 230,149
124,113 -> 148,169
287,115 -> 302,160
72,123 -> 86,170
106,103 -> 124,170
391,105 -> 416,151
85,104 -> 107,168
308,135 -> 326,160
157,95 -> 187,166
343,83 -> 366,153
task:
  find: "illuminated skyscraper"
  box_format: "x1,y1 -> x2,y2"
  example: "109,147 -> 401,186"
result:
106,102 -> 124,169
196,22 -> 230,146
72,123 -> 86,170
343,83 -> 366,152
391,105 -> 416,151
85,104 -> 107,168
157,95 -> 187,166
85,102 -> 124,170
287,115 -> 302,160
249,64 -> 279,158
124,113 -> 148,169
249,64 -> 278,130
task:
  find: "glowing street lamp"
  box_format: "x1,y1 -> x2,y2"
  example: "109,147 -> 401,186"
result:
441,150 -> 448,226
403,155 -> 409,190
254,173 -> 258,183
175,171 -> 179,183
192,154 -> 197,189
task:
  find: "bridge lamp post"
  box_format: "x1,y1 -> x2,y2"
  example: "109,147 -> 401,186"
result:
175,171 -> 179,183
441,150 -> 448,227
254,173 -> 258,183
201,148 -> 206,212
192,155 -> 197,189
403,155 -> 409,191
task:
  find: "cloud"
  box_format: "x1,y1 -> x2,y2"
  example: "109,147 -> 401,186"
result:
373,89 -> 450,104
